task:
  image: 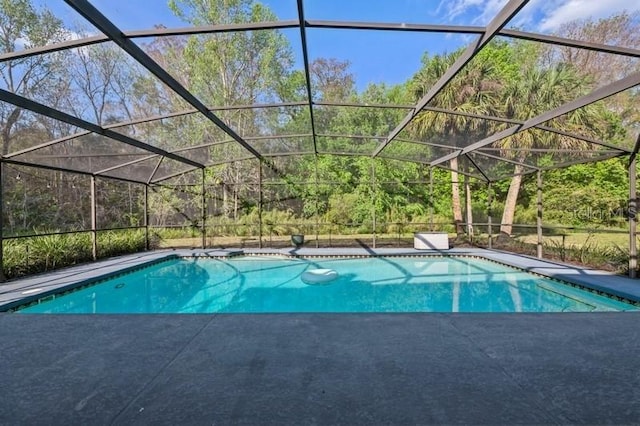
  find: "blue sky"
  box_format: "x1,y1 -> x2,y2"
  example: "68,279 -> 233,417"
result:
52,0 -> 639,91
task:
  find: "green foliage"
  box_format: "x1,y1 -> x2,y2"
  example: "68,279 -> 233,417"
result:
0,0 -> 63,49
170,0 -> 292,107
97,230 -> 146,258
543,238 -> 630,274
506,158 -> 630,228
544,186 -> 626,226
152,227 -> 195,240
2,230 -> 146,280
261,209 -> 299,236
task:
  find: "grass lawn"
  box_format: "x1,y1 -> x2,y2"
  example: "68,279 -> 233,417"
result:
516,230 -> 632,248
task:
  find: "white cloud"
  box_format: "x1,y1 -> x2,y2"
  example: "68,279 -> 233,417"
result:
538,0 -> 637,31
437,0 -> 639,31
437,0 -> 509,25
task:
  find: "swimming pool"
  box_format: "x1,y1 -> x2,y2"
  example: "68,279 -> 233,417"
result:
13,255 -> 636,313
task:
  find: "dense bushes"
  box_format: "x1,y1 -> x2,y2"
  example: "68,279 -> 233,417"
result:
2,229 -> 146,280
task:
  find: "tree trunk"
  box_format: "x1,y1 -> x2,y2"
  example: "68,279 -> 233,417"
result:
222,184 -> 231,218
233,187 -> 238,221
499,164 -> 525,237
465,174 -> 473,240
234,166 -> 239,220
2,107 -> 21,156
450,157 -> 464,235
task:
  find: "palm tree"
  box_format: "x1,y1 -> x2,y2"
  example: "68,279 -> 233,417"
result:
409,49 -> 504,235
497,64 -> 605,237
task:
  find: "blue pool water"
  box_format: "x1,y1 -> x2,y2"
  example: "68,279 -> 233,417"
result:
17,256 -> 636,313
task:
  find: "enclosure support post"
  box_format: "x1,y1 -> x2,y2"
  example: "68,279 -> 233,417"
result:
465,172 -> 473,242
0,161 -> 5,281
629,156 -> 637,278
429,167 -> 434,231
487,181 -> 492,250
144,184 -> 149,251
537,170 -> 543,259
258,160 -> 263,249
201,168 -> 206,249
371,158 -> 376,249
90,175 -> 97,261
314,157 -> 319,248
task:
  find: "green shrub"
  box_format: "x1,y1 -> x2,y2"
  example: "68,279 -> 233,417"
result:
261,209 -> 298,236
543,238 -> 630,274
2,229 -> 146,280
97,229 -> 146,258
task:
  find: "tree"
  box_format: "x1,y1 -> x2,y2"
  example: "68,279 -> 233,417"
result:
497,63 -> 615,237
542,12 -> 640,141
166,0 -> 294,218
409,42 -> 509,235
0,0 -> 66,155
542,12 -> 640,87
66,36 -> 138,125
310,58 -> 355,102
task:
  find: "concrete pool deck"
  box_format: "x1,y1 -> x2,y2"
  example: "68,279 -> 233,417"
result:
2,248 -> 640,423
2,313 -> 640,424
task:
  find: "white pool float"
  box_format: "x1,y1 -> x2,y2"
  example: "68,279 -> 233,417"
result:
301,268 -> 339,285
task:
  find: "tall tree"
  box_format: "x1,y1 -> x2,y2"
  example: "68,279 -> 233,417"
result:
0,0 -> 66,155
542,12 -> 640,136
409,42 -> 508,235
66,38 -> 138,125
542,12 -> 640,87
497,64 -> 613,237
167,0 -> 294,218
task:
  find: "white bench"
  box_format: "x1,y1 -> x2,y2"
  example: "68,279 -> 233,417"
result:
413,232 -> 449,250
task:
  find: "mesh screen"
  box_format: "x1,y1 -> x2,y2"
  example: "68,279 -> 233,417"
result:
98,155 -> 161,183
149,182 -> 201,228
150,158 -> 201,183
380,138 -> 454,164
505,6 -> 640,50
135,28 -> 303,107
314,105 -> 410,135
316,135 -> 380,155
539,92 -> 639,153
95,178 -> 145,229
14,133 -> 153,177
89,0 -> 296,30
206,141 -> 257,165
2,164 -> 90,236
0,103 -> 83,157
477,128 -> 624,171
111,111 -> 230,155
249,135 -> 314,155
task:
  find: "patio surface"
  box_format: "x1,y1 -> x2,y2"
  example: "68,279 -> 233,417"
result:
2,312 -> 640,424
